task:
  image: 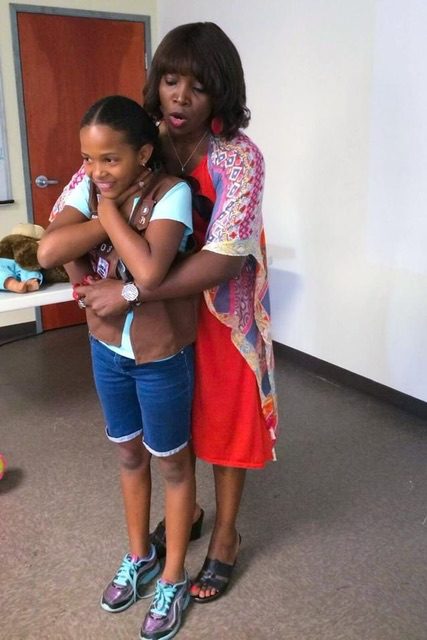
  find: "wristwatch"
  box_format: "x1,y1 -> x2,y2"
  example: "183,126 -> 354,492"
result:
121,282 -> 140,305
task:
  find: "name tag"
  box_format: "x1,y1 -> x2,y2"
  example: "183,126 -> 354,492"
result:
96,256 -> 110,279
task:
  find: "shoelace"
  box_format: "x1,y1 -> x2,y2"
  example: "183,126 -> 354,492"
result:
113,555 -> 138,587
113,553 -> 158,600
150,582 -> 178,617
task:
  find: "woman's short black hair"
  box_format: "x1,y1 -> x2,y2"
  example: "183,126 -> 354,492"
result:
143,22 -> 251,139
81,95 -> 161,168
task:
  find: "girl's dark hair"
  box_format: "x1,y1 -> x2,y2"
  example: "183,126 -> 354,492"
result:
143,22 -> 250,139
80,95 -> 162,169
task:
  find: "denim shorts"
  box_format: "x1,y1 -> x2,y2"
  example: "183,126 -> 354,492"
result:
90,337 -> 194,457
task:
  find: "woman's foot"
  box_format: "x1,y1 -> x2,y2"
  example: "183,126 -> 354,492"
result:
149,505 -> 204,559
190,529 -> 241,602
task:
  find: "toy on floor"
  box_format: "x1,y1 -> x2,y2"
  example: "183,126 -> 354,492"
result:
0,222 -> 68,293
0,453 -> 6,479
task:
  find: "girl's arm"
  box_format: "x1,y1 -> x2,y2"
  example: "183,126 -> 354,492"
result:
39,172 -> 142,269
96,195 -> 187,290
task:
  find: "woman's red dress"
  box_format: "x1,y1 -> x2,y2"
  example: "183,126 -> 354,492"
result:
190,159 -> 274,469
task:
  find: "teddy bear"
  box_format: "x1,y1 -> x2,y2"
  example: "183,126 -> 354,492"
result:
0,222 -> 68,293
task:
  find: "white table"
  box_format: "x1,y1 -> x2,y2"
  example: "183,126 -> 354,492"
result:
0,282 -> 73,312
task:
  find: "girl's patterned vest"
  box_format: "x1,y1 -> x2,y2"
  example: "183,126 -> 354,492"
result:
85,172 -> 199,364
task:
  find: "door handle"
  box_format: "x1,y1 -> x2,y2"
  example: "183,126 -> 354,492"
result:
35,175 -> 59,188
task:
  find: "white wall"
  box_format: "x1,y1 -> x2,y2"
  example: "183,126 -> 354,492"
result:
1,0 -> 426,402
158,0 -> 427,402
0,0 -> 157,327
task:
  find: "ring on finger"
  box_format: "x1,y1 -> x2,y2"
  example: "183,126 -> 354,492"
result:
77,298 -> 86,309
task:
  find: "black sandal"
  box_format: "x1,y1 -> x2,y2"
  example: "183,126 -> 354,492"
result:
149,508 -> 204,559
191,534 -> 241,604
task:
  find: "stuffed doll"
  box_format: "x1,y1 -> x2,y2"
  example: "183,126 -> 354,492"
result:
0,222 -> 68,293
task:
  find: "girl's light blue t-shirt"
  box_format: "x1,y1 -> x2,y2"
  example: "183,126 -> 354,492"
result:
65,174 -> 193,359
66,174 -> 192,248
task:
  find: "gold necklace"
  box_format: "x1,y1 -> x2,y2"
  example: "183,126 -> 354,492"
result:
168,130 -> 209,175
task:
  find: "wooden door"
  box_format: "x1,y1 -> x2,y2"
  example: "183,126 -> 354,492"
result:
15,10 -> 148,330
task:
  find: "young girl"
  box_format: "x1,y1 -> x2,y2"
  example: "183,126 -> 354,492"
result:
38,95 -> 196,640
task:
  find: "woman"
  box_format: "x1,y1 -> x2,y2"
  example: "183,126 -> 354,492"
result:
52,22 -> 278,604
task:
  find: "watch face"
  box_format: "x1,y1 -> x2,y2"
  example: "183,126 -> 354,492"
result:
122,282 -> 139,302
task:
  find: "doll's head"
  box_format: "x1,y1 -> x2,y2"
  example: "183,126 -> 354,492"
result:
10,223 -> 45,240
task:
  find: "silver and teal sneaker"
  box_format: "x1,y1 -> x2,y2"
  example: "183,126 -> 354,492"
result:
101,546 -> 160,613
140,572 -> 190,640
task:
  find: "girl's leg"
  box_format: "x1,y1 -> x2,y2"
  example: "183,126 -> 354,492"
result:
91,339 -> 152,558
148,449 -> 203,559
117,437 -> 152,558
141,446 -> 194,639
191,465 -> 245,599
140,347 -> 194,639
102,438 -> 158,613
157,445 -> 195,583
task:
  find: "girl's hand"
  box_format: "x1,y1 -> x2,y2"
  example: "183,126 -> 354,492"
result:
114,175 -> 146,208
97,195 -> 121,220
97,172 -> 147,222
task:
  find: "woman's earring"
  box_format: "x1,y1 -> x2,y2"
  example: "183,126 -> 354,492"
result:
211,116 -> 223,136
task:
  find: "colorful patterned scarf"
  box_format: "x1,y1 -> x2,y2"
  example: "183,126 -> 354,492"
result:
204,133 -> 278,444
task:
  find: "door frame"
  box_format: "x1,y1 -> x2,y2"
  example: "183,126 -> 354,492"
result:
9,4 -> 152,333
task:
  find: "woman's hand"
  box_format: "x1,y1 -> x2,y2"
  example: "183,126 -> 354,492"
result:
74,278 -> 128,317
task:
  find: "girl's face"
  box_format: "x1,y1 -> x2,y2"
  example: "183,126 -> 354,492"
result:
159,73 -> 212,139
80,124 -> 151,199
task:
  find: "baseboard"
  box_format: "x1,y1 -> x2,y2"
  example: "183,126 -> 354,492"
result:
274,342 -> 427,420
0,321 -> 37,346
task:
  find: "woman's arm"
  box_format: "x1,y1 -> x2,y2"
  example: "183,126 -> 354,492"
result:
63,257 -> 95,285
74,249 -> 244,317
37,206 -> 107,268
137,249 -> 244,300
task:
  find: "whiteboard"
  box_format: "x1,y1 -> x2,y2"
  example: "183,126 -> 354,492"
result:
0,69 -> 12,203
